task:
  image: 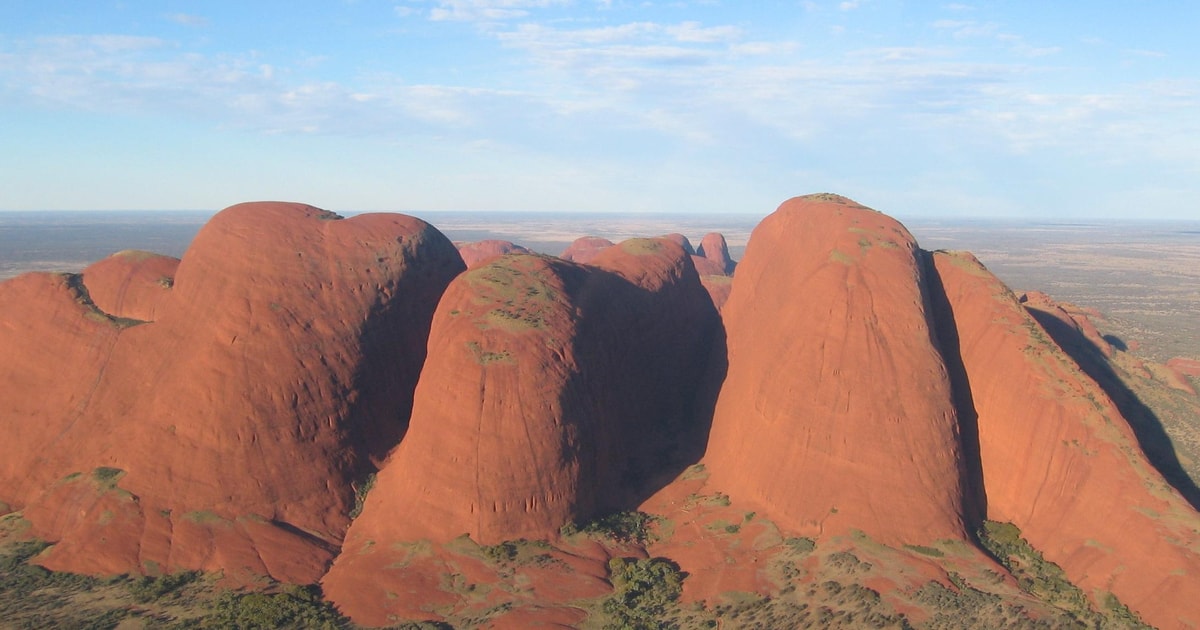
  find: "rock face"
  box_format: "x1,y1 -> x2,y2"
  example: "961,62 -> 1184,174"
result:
324,240 -> 722,620
1,202 -> 464,582
456,239 -> 531,269
81,250 -> 179,322
696,232 -> 736,275
559,236 -> 614,264
0,273 -> 129,504
702,194 -> 975,545
930,250 -> 1200,629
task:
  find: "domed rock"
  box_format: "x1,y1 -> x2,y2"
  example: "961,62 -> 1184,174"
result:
696,232 -> 736,275
324,241 -> 722,622
8,202 -> 464,583
81,250 -> 179,322
457,239 -> 531,269
658,233 -> 696,255
702,194 -> 975,545
929,249 -> 1200,629
559,236 -> 614,264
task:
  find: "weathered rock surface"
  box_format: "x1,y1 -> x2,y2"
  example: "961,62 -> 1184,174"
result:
324,240 -> 722,622
702,194 -> 975,545
2,202 -> 464,582
456,239 -> 531,269
930,249 -> 1200,629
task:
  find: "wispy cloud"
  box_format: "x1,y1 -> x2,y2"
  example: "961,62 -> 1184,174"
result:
165,13 -> 210,28
427,0 -> 568,22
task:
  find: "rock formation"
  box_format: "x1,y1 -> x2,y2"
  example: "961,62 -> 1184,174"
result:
81,250 -> 179,321
702,194 -> 976,545
930,250 -> 1200,629
1,202 -> 464,582
456,239 -> 531,269
323,240 -> 722,620
559,236 -> 614,264
696,232 -> 736,275
3,193 -> 1199,628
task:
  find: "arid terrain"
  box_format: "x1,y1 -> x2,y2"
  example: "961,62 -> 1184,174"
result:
1,198 -> 1199,629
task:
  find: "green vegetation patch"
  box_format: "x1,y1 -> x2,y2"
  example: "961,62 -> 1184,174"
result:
202,584 -> 349,629
465,340 -> 514,365
91,467 -> 126,490
903,543 -> 945,558
619,238 -> 665,256
564,510 -> 660,545
977,520 -> 1151,628
349,472 -> 376,519
602,556 -> 684,629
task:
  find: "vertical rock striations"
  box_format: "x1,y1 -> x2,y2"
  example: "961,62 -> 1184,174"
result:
703,194 -> 976,545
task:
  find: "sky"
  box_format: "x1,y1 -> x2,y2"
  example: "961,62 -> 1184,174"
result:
1,1 -> 1198,219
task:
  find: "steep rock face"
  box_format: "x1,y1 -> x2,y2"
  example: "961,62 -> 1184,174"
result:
81,250 -> 179,322
325,242 -> 721,621
696,232 -> 736,275
929,250 -> 1200,629
560,236 -> 614,264
702,194 -> 974,545
7,202 -> 464,582
456,239 -> 531,269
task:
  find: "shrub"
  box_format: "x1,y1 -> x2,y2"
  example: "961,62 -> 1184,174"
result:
603,556 -> 685,629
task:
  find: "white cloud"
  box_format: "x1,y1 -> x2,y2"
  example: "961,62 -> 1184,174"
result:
666,21 -> 741,43
165,13 -> 210,27
427,0 -> 567,22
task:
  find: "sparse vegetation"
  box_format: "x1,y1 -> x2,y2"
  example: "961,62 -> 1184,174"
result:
349,472 -> 376,519
977,520 -> 1151,628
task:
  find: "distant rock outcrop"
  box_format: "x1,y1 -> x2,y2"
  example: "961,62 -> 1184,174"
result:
696,232 -> 736,275
559,236 -> 614,264
930,250 -> 1200,630
702,194 -> 976,545
81,250 -> 179,322
658,233 -> 696,255
2,202 -> 464,582
456,239 -> 531,269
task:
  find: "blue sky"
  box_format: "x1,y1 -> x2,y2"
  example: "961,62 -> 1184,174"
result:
1,1 -> 1198,219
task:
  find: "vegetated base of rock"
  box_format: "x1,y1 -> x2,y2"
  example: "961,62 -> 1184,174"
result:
1,464 -> 1151,629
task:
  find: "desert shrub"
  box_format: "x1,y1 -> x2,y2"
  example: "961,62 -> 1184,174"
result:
603,556 -> 685,629
977,520 -> 1151,629
200,584 -> 350,629
127,570 -> 200,603
570,510 -> 658,544
349,473 -> 376,519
